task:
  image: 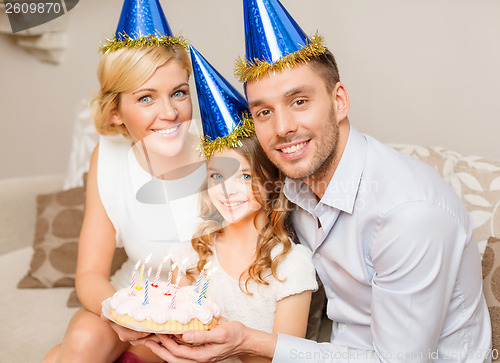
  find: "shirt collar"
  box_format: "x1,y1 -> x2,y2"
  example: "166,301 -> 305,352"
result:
284,126 -> 366,214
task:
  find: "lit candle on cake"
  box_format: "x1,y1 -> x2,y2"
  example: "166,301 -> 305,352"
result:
152,254 -> 170,288
205,267 -> 217,297
169,285 -> 178,309
143,267 -> 152,305
136,253 -> 152,290
166,262 -> 177,290
197,269 -> 212,304
195,261 -> 212,293
175,269 -> 181,286
175,258 -> 188,287
129,259 -> 141,290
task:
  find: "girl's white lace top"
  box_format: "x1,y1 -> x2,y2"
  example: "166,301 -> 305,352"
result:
175,242 -> 318,334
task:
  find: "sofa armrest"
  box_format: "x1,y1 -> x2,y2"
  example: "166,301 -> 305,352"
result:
0,174 -> 65,255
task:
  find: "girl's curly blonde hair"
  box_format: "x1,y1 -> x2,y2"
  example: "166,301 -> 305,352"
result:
186,135 -> 294,294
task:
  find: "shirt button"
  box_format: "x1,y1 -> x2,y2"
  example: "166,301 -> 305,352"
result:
341,324 -> 347,331
314,252 -> 321,259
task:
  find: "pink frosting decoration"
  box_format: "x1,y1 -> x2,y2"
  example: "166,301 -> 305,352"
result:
107,283 -> 220,325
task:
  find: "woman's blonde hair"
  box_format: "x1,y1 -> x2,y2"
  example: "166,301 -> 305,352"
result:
90,45 -> 191,138
186,135 -> 293,294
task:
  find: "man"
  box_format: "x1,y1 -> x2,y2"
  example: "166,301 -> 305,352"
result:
144,0 -> 492,361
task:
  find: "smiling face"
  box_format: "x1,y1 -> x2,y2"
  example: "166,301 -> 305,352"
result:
207,149 -> 264,225
110,59 -> 193,158
246,63 -> 348,182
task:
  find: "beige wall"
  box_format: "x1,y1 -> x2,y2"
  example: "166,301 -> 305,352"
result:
1,0 -> 499,179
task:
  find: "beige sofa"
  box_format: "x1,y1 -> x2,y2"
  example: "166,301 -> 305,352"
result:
0,173 -> 78,362
1,145 -> 499,362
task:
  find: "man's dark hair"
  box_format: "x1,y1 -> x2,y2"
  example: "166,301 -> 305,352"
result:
308,48 -> 341,92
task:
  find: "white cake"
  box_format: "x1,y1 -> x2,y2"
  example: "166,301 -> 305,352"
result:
103,282 -> 220,333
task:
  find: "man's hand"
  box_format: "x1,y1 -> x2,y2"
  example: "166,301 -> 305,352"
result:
145,320 -> 248,363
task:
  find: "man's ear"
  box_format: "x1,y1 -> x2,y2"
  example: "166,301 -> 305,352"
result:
332,82 -> 349,123
109,109 -> 123,126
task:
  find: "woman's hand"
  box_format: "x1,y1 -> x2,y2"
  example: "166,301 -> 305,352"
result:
101,313 -> 154,346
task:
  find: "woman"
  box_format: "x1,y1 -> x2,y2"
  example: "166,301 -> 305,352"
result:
43,35 -> 204,363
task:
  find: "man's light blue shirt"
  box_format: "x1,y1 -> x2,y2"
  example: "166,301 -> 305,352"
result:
273,126 -> 491,362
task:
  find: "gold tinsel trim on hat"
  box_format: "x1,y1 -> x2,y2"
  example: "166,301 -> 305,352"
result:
234,35 -> 326,83
100,32 -> 189,54
197,112 -> 255,158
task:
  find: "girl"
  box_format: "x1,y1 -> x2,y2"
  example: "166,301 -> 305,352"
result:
182,136 -> 317,363
43,1 -> 203,362
170,47 -> 319,363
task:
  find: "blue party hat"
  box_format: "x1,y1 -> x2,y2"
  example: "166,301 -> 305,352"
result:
100,0 -> 187,53
235,0 -> 325,82
190,45 -> 254,157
